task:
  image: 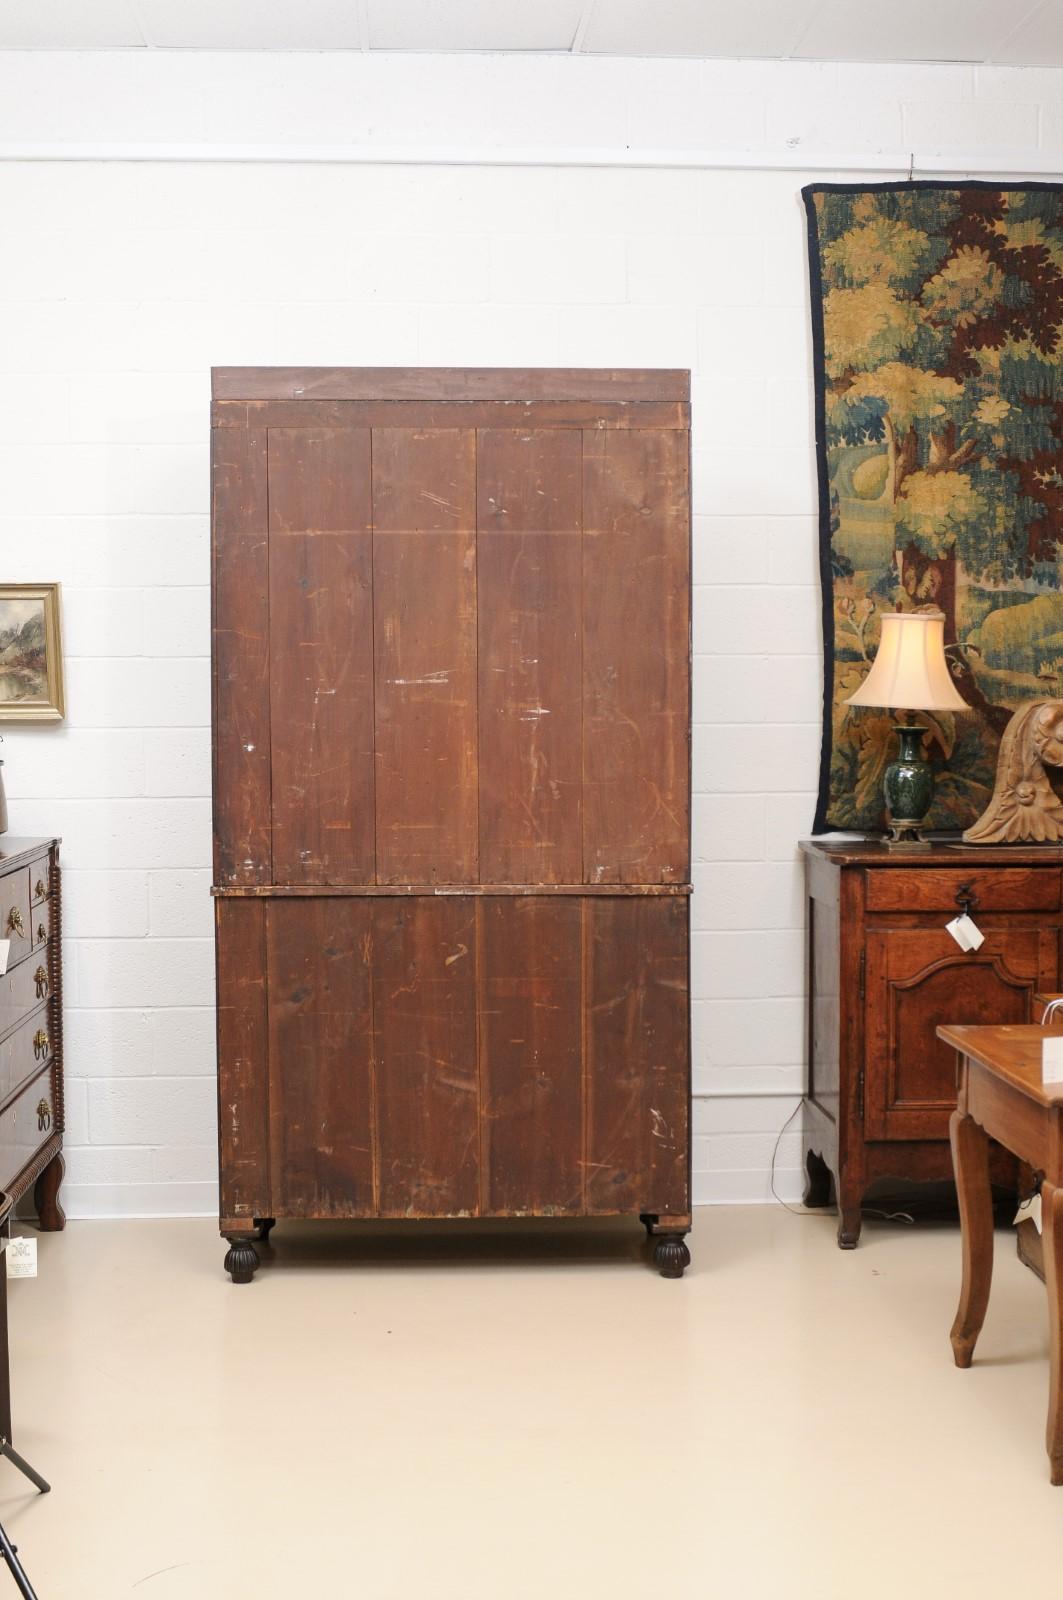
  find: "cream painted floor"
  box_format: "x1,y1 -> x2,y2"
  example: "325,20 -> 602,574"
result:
5,1205 -> 1063,1598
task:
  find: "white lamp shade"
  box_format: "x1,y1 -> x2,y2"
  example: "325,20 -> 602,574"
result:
844,609 -> 967,713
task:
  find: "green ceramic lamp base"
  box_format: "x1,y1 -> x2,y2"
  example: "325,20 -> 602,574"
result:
882,721 -> 935,849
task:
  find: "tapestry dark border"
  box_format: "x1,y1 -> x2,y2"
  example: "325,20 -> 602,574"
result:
803,178 -> 1063,835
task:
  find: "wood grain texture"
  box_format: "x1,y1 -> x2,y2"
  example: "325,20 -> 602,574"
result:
213,367 -> 691,403
477,426 -> 582,533
216,898 -> 271,1223
268,428 -> 375,884
865,927 -> 1049,1141
212,425 -> 271,884
584,896 -> 689,1215
480,897 -> 583,1214
864,866 -> 1062,912
373,429 -> 478,883
266,899 -> 374,1217
215,399 -> 690,432
583,429 -> 690,884
477,530 -> 582,883
372,898 -> 479,1216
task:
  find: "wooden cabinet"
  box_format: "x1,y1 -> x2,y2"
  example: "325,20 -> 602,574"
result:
801,841 -> 1062,1247
212,368 -> 692,1282
0,838 -> 64,1231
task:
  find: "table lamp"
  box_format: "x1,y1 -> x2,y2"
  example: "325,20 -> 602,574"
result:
844,607 -> 967,849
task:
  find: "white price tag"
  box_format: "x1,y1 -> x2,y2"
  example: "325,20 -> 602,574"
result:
945,913 -> 985,952
1044,1036 -> 1063,1086
0,941 -> 8,977
6,1237 -> 36,1279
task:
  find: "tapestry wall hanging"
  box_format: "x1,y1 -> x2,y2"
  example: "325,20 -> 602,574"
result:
804,181 -> 1063,833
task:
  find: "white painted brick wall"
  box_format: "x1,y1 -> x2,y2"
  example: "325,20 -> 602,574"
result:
0,48 -> 1060,1216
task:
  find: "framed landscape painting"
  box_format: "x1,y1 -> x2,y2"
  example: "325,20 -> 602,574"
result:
0,584 -> 65,722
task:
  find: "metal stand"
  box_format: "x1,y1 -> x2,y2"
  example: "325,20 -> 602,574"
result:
0,1194 -> 47,1598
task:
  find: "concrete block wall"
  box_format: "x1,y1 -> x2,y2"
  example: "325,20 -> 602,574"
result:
1,49 -> 1061,1215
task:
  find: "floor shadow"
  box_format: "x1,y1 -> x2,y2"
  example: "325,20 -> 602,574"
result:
256,1215 -> 656,1274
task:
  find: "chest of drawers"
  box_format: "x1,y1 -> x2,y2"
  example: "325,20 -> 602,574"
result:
801,841 -> 1062,1247
0,839 -> 64,1230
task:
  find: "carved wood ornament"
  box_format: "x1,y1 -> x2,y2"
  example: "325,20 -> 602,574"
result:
964,700 -> 1063,844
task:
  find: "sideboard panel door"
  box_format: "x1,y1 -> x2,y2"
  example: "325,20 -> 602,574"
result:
266,899 -> 375,1216
865,926 -> 1052,1142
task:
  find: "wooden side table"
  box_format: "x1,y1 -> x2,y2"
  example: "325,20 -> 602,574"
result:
802,841 -> 1063,1247
940,1022 -> 1063,1484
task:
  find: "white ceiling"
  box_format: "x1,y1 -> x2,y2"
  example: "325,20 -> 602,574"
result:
3,0 -> 1063,67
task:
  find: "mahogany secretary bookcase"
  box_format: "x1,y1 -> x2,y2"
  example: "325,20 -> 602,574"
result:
211,367 -> 692,1282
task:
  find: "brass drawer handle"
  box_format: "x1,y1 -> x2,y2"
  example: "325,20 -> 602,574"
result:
6,907 -> 24,938
34,966 -> 48,999
36,922 -> 46,945
34,879 -> 45,901
33,1029 -> 48,1062
36,1099 -> 50,1133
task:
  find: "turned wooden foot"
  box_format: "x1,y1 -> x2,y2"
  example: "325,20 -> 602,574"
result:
223,1236 -> 260,1284
803,1149 -> 833,1209
33,1152 -> 66,1232
837,1200 -> 862,1250
653,1233 -> 691,1279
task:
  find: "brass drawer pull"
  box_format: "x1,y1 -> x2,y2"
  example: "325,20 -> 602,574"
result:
33,1029 -> 49,1062
36,922 -> 47,945
6,907 -> 24,938
34,878 -> 46,900
36,1099 -> 50,1133
34,966 -> 48,999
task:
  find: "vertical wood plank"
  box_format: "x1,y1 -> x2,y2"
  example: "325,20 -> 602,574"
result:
373,429 -> 478,883
372,898 -> 479,1215
584,896 -> 689,1216
583,429 -> 690,883
216,898 -> 271,1222
268,428 -> 375,884
266,899 -> 375,1217
212,426 -> 271,884
480,897 -> 583,1214
477,426 -> 582,532
477,427 -> 583,884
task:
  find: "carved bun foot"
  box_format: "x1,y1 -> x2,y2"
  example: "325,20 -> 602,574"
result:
251,1217 -> 276,1242
639,1212 -> 659,1238
223,1237 -> 260,1284
653,1233 -> 691,1279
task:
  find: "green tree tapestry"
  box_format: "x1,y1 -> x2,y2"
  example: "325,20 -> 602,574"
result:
804,181 -> 1063,833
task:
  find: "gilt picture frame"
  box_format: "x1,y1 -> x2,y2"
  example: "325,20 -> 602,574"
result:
0,584 -> 65,722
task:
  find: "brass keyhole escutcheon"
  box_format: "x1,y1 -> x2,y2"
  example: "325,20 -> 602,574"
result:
36,1099 -> 50,1133
34,967 -> 48,999
33,1029 -> 48,1062
6,907 -> 24,938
